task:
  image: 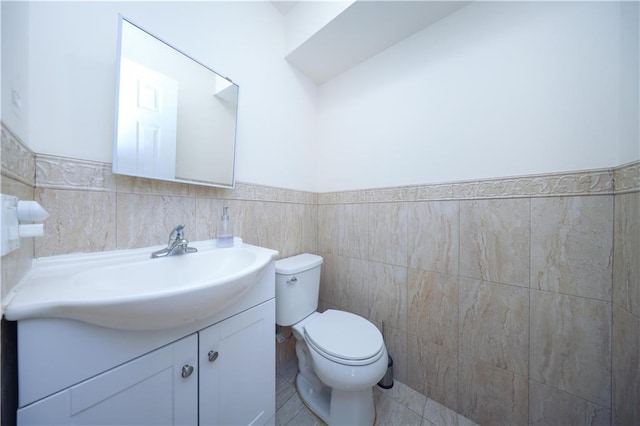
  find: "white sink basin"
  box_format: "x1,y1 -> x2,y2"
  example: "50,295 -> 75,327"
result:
3,239 -> 278,330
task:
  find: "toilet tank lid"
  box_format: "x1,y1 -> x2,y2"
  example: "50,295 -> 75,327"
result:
276,253 -> 323,274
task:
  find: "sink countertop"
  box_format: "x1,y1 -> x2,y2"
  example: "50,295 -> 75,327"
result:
3,238 -> 279,330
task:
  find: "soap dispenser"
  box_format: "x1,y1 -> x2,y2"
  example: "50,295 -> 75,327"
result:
216,206 -> 233,247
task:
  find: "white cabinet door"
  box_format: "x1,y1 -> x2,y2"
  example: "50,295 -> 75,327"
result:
199,300 -> 275,426
18,334 -> 198,426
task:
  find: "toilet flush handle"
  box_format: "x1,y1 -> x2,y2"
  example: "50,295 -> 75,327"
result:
287,276 -> 297,285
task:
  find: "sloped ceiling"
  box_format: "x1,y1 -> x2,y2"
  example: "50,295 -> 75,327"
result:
273,1 -> 470,84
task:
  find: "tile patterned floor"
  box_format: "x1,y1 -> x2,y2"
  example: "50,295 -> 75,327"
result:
274,359 -> 479,426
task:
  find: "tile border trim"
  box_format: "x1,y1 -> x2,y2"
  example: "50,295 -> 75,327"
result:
1,123 -> 35,187
35,154 -> 117,192
28,156 -> 640,202
32,154 -> 317,205
319,164 -> 640,204
4,136 -> 638,204
614,160 -> 640,195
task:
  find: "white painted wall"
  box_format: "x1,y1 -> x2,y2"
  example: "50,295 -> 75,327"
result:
1,1 -> 30,141
6,2 -> 639,193
316,1 -> 640,191
24,1 -> 318,191
620,1 -> 640,164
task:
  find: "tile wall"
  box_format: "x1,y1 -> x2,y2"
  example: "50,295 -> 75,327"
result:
2,122 -> 638,425
31,154 -> 317,259
612,164 -> 640,425
0,125 -> 35,300
317,164 -> 640,425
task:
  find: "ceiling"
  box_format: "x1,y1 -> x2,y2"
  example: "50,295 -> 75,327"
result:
271,1 -> 299,16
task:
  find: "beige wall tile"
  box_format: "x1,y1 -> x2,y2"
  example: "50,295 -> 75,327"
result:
613,192 -> 640,316
459,278 -> 529,376
116,193 -> 196,249
368,202 -> 408,267
317,204 -> 339,254
406,334 -> 425,394
339,203 -> 369,259
587,401 -> 614,426
530,290 -> 611,407
529,381 -> 611,426
407,335 -> 458,410
229,200 -> 261,247
338,256 -> 369,318
0,176 -> 33,202
233,201 -> 281,251
382,325 -> 407,386
254,201 -> 285,252
411,336 -> 458,411
36,189 -> 116,257
1,178 -> 34,297
460,199 -> 530,287
1,235 -> 33,299
277,202 -> 317,258
194,197 -> 223,241
303,203 -> 318,255
458,355 -> 528,426
408,201 -> 459,275
368,262 -> 407,332
612,306 -> 640,425
319,252 -> 340,308
531,196 -> 613,301
408,269 -> 458,351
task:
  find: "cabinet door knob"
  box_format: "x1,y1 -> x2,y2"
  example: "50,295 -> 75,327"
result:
208,350 -> 219,363
181,364 -> 194,378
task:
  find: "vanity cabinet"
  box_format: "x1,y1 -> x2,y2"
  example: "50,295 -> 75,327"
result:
17,299 -> 275,425
199,299 -> 275,425
18,334 -> 199,425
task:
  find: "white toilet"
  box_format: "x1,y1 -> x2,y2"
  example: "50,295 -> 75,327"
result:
275,253 -> 388,426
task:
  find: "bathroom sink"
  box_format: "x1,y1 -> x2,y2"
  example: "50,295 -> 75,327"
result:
3,239 -> 278,330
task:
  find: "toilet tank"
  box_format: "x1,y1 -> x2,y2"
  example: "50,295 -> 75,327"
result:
275,253 -> 323,326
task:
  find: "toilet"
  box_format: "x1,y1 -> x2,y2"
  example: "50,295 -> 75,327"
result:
275,253 -> 388,426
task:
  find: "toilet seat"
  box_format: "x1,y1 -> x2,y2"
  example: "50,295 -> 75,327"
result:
304,310 -> 384,366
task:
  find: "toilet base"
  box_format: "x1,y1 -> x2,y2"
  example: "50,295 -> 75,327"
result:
296,373 -> 376,426
296,374 -> 330,423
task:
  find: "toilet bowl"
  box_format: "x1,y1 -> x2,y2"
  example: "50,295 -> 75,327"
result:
275,254 -> 387,425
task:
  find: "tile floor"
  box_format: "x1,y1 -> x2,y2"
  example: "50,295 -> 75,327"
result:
274,359 -> 478,426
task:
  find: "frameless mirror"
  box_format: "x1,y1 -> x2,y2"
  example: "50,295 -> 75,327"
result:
113,16 -> 238,188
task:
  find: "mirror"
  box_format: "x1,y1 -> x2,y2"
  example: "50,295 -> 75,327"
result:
113,16 -> 238,188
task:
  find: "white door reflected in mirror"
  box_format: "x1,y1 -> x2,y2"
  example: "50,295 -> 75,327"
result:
116,58 -> 178,180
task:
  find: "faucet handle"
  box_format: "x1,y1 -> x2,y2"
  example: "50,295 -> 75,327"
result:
169,224 -> 185,243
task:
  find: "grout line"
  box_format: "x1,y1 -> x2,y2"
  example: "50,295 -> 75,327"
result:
456,199 -> 462,419
610,192 -> 616,425
528,197 -> 532,425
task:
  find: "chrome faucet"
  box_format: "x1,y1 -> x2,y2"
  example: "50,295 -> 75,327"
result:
150,224 -> 198,258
